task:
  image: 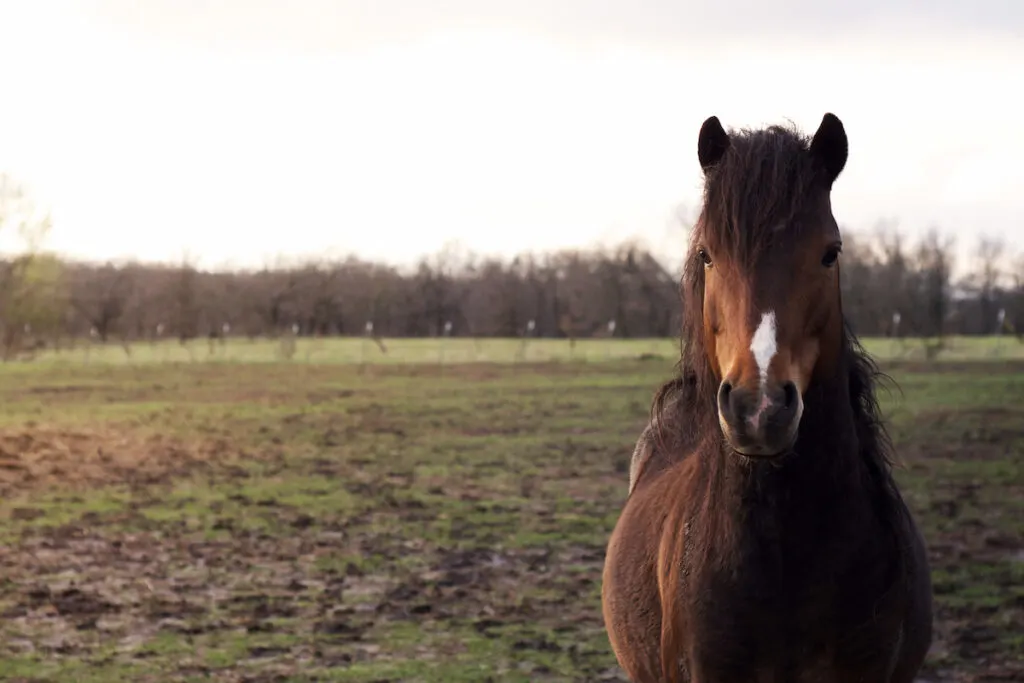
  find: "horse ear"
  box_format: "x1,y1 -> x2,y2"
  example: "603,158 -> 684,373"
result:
698,116 -> 730,172
809,113 -> 848,184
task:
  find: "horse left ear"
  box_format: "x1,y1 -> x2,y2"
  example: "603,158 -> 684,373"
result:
698,116 -> 731,173
809,113 -> 847,185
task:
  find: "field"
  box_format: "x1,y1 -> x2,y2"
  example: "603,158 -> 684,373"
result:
0,337 -> 1022,682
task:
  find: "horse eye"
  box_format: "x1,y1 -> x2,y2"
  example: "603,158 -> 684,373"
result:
698,248 -> 713,267
822,246 -> 841,268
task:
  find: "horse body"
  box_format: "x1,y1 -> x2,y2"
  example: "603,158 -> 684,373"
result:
602,114 -> 932,682
605,420 -> 932,682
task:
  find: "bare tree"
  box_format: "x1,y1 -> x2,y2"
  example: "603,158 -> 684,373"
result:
170,252 -> 201,348
68,263 -> 135,342
914,229 -> 956,357
971,235 -> 1005,333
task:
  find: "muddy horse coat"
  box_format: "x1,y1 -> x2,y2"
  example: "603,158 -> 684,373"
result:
602,114 -> 933,683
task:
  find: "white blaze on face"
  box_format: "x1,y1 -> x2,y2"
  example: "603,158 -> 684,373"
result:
750,311 -> 777,388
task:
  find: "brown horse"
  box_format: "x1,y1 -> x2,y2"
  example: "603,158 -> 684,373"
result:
602,114 -> 933,683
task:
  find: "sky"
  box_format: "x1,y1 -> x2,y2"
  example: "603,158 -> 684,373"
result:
0,0 -> 1021,273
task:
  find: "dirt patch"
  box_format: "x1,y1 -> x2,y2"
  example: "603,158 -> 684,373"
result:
0,427 -> 245,498
23,385 -> 97,396
0,513 -> 618,680
908,407 -> 1024,454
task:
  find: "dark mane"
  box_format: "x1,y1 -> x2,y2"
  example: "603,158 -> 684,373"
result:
651,123 -> 896,473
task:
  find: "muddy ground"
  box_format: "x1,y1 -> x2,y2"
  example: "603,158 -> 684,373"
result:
0,359 -> 1021,682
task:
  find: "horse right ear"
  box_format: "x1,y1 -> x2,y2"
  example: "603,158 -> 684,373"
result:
698,116 -> 730,172
809,113 -> 848,185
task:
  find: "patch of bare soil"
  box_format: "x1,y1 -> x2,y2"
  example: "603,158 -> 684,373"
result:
0,427 -> 243,498
0,479 -> 621,681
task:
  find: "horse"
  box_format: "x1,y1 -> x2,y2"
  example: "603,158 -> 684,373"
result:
601,113 -> 933,683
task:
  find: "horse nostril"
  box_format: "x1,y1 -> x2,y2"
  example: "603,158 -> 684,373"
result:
782,382 -> 798,409
717,381 -> 734,415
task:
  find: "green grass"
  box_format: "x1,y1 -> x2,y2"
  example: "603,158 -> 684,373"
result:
0,344 -> 1021,681
15,333 -> 1024,367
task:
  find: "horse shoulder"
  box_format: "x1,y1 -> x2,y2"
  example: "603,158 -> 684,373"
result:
628,422 -> 657,495
628,413 -> 693,496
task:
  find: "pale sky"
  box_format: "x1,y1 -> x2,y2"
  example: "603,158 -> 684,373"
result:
0,0 -> 1021,272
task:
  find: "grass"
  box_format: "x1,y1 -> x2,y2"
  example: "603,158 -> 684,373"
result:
0,340 -> 1021,681
14,333 -> 1024,367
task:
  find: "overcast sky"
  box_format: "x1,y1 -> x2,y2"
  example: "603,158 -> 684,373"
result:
0,0 -> 1021,272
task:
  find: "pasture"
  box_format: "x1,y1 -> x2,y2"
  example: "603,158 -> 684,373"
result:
19,334 -> 1024,366
0,337 -> 1021,682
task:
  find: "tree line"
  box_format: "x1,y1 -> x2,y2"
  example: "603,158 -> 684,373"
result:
0,179 -> 1021,358
0,228 -> 1021,358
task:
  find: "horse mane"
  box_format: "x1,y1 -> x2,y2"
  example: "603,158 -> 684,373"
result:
650,123 -> 896,473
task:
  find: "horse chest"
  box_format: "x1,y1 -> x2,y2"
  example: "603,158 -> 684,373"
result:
687,562 -> 834,653
680,510 -> 900,677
